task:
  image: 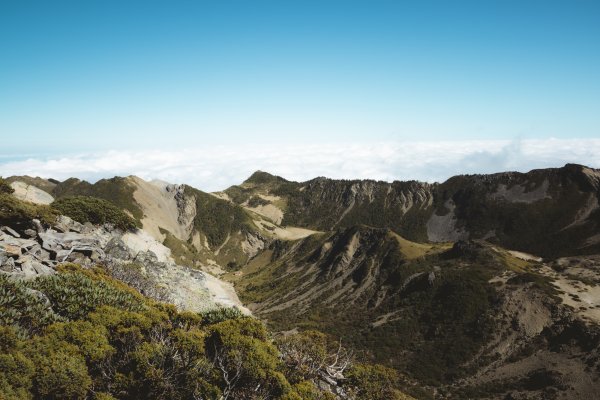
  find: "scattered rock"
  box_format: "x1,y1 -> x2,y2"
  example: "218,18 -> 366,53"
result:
105,237 -> 132,260
54,215 -> 84,233
0,254 -> 15,272
19,258 -> 54,279
24,229 -> 37,238
1,226 -> 21,238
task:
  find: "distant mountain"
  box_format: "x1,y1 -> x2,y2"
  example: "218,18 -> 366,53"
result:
221,164 -> 600,258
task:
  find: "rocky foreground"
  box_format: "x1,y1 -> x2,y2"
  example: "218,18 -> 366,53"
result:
0,214 -> 248,313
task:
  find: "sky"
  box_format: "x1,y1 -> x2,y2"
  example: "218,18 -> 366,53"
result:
1,1 -> 599,190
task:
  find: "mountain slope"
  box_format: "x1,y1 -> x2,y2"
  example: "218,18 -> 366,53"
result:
234,230 -> 600,398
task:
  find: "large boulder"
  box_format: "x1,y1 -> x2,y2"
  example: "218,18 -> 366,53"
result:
9,181 -> 55,205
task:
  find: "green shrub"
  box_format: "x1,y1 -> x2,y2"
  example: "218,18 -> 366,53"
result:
201,306 -> 244,326
346,363 -> 410,400
0,264 -> 396,399
51,177 -> 144,223
289,380 -> 336,400
0,275 -> 64,335
30,347 -> 92,399
0,193 -> 57,226
44,321 -> 114,362
0,177 -> 14,194
51,196 -> 138,230
0,327 -> 35,400
278,330 -> 341,382
28,272 -> 145,320
206,317 -> 287,398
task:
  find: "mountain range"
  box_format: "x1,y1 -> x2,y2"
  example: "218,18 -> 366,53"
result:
2,163 -> 600,399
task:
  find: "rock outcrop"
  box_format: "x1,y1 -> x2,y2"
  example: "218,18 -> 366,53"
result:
9,181 -> 55,205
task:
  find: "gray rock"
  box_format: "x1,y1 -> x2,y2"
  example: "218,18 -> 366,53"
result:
134,250 -> 164,269
56,246 -> 105,263
105,237 -> 133,260
54,215 -> 84,233
32,219 -> 44,233
0,253 -> 16,272
19,261 -> 37,278
81,222 -> 95,234
24,244 -> 51,262
1,226 -> 21,238
18,256 -> 55,277
24,229 -> 38,238
1,243 -> 22,258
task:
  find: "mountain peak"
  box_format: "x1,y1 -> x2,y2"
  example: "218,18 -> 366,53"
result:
243,170 -> 287,185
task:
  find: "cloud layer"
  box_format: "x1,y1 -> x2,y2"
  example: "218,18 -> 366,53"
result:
1,139 -> 599,192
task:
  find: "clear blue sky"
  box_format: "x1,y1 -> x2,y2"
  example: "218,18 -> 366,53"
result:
1,0 -> 599,155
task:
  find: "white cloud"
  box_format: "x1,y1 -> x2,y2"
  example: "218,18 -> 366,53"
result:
1,139 -> 599,192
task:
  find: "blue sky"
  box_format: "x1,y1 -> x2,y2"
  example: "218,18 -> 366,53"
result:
0,1 -> 599,186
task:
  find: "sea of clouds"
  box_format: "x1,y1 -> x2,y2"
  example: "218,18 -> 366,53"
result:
1,139 -> 599,192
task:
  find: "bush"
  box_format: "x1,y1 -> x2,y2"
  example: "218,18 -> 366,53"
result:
31,348 -> 92,399
0,275 -> 64,335
346,363 -> 409,400
0,327 -> 35,400
28,271 -> 145,320
206,317 -> 288,398
0,193 -> 57,227
51,196 -> 138,230
278,330 -> 352,383
201,306 -> 244,326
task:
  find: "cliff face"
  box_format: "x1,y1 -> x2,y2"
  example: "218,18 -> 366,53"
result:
430,164 -> 600,257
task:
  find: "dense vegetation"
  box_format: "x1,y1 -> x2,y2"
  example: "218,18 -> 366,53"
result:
237,234 -> 519,396
0,264 -> 410,399
185,186 -> 253,248
51,196 -> 139,230
159,227 -> 204,267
